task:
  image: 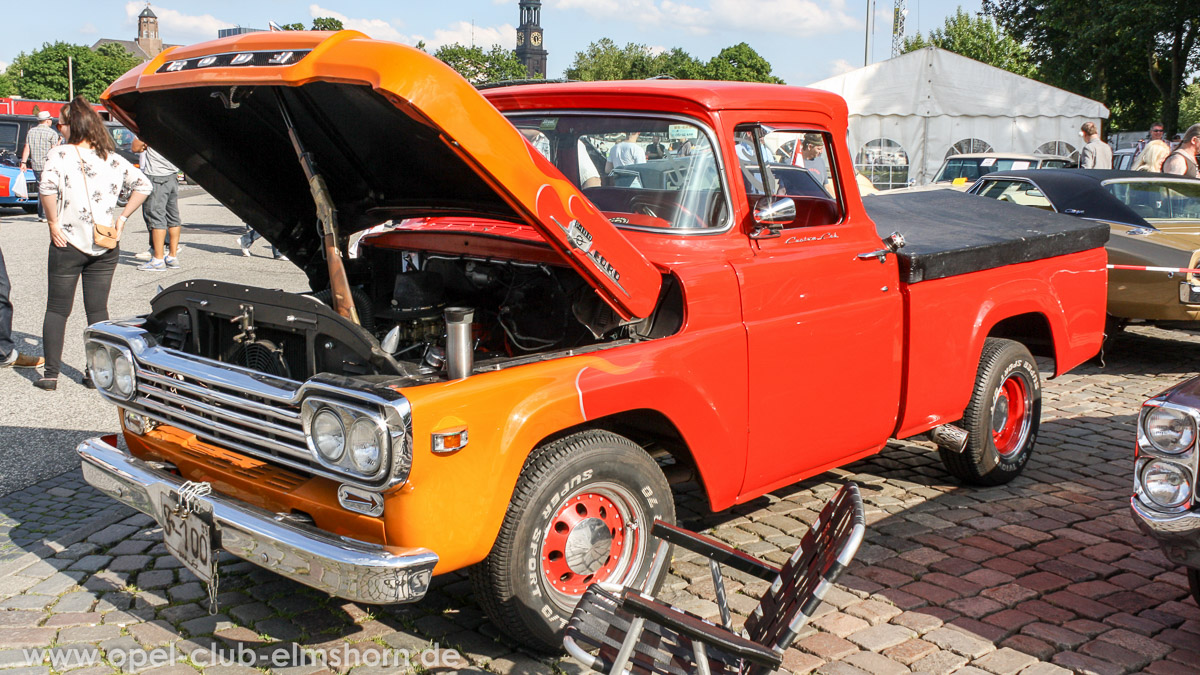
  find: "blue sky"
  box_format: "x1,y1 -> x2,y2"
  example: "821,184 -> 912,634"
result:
7,0 -> 981,87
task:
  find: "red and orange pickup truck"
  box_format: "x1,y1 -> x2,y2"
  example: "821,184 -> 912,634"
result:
78,30 -> 1109,650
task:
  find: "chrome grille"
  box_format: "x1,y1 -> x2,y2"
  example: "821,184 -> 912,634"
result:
130,362 -> 320,474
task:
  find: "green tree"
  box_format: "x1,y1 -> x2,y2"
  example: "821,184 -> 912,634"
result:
1182,83 -> 1200,128
985,0 -> 1199,134
901,8 -> 1037,78
278,23 -> 305,31
0,71 -> 14,97
703,43 -> 784,83
566,39 -> 781,83
433,44 -> 527,85
310,17 -> 344,31
6,41 -> 140,102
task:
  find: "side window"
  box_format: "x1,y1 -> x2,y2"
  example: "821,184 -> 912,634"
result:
977,180 -> 1055,210
736,126 -> 842,228
0,122 -> 18,155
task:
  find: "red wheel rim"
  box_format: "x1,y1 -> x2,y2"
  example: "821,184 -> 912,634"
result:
541,493 -> 627,596
992,374 -> 1030,458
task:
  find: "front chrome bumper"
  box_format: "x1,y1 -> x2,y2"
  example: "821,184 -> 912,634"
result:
1130,496 -> 1200,568
78,435 -> 438,604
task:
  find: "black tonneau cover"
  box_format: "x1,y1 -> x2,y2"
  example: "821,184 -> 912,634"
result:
863,189 -> 1109,283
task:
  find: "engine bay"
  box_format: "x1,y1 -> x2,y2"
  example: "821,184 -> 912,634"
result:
143,241 -> 682,383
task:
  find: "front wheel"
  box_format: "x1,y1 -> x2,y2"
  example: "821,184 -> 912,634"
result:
470,430 -> 674,652
940,338 -> 1041,485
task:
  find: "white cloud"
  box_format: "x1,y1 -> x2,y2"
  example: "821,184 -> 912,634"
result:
125,2 -> 234,45
828,58 -> 857,76
307,5 -> 407,43
0,61 -> 7,73
80,22 -> 98,35
547,0 -> 858,37
419,22 -> 518,51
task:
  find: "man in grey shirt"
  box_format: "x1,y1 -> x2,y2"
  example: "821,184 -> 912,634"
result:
1078,122 -> 1113,170
134,139 -> 183,271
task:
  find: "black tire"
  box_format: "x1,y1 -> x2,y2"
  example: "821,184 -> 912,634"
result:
470,430 -> 675,652
1187,567 -> 1200,607
940,337 -> 1041,486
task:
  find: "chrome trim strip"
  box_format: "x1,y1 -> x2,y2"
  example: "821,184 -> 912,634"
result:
138,368 -> 301,425
134,397 -> 308,458
139,385 -> 307,444
77,436 -> 437,604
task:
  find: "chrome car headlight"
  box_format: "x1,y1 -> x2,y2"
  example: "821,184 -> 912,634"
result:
113,353 -> 136,398
87,344 -> 114,390
348,417 -> 384,474
312,409 -> 346,462
1141,460 -> 1192,509
1142,405 -> 1196,454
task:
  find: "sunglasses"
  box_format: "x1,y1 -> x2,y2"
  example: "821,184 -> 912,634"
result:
1151,129 -> 1163,133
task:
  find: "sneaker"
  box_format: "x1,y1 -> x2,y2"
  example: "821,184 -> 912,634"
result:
275,254 -> 289,261
138,258 -> 166,271
236,234 -> 252,256
165,255 -> 180,269
0,351 -> 44,368
134,249 -> 154,261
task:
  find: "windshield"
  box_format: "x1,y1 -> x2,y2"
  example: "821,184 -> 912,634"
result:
1104,181 -> 1200,221
504,114 -> 728,231
935,157 -> 1038,183
974,179 -> 1056,211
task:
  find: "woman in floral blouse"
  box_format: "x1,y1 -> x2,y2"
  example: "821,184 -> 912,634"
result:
37,97 -> 151,390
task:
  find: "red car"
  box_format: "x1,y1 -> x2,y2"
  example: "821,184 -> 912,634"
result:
80,30 -> 1109,649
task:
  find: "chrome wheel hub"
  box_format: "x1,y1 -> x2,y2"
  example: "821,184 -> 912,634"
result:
564,517 -> 613,575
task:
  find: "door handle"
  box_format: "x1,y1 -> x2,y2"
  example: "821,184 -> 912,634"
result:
857,231 -> 906,264
857,250 -> 889,263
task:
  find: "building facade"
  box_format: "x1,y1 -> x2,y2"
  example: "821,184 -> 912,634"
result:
92,4 -> 174,61
515,0 -> 547,79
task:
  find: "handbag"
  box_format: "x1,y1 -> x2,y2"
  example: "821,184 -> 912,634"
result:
74,146 -> 120,250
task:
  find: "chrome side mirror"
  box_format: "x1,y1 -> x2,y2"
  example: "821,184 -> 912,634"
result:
750,197 -> 795,239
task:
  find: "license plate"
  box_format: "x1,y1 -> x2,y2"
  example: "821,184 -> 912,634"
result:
158,490 -> 216,585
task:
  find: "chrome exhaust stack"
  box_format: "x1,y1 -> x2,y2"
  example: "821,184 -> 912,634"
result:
445,307 -> 474,380
929,424 -> 969,453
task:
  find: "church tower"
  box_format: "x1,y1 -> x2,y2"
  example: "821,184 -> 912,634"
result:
136,4 -> 163,58
515,0 -> 547,79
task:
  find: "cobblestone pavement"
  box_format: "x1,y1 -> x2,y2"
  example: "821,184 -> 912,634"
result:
2,199 -> 1200,673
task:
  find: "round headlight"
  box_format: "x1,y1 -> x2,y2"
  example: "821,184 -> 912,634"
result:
1142,460 -> 1192,509
90,347 -> 114,390
1143,406 -> 1196,454
312,409 -> 346,462
113,354 -> 135,397
348,417 -> 383,474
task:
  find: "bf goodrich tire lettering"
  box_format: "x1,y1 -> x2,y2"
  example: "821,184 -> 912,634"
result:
940,337 -> 1041,486
470,429 -> 674,652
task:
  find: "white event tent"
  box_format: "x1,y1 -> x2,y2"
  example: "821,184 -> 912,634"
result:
807,46 -> 1110,188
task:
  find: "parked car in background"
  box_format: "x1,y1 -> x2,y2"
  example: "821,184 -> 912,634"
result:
1132,378 -> 1200,606
0,114 -> 48,212
1113,147 -> 1137,171
932,153 -> 1073,187
969,169 -> 1200,328
105,122 -> 138,166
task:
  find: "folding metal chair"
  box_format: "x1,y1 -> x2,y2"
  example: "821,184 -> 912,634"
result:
564,482 -> 865,675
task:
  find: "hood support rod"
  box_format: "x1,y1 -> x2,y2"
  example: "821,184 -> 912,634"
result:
274,89 -> 360,325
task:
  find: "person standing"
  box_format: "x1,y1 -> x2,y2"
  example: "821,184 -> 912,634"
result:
1132,140 -> 1171,172
605,132 -> 645,173
0,245 -> 45,369
18,111 -> 62,222
791,133 -> 829,186
37,97 -> 151,391
1133,122 -> 1165,158
1078,122 -> 1113,169
135,141 -> 182,271
1163,124 -> 1200,178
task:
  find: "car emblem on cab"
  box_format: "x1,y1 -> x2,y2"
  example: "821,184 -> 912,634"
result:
337,485 -> 384,517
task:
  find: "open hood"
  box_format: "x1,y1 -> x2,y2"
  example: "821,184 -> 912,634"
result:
102,30 -> 662,320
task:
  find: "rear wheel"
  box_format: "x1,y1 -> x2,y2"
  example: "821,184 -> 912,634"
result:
940,338 -> 1041,485
470,430 -> 674,652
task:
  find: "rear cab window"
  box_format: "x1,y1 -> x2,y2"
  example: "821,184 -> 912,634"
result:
735,125 -> 843,228
0,122 -> 19,156
975,179 -> 1056,211
505,113 -> 731,232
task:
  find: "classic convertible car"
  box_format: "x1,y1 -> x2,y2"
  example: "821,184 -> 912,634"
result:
969,169 -> 1200,328
932,152 -> 1073,187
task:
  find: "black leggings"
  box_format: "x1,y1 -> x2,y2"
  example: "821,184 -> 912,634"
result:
42,244 -> 118,379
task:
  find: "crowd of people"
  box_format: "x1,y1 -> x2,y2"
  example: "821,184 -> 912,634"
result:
1097,120 -> 1200,177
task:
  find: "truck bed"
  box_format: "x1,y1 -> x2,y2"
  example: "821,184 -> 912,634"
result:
864,189 -> 1110,283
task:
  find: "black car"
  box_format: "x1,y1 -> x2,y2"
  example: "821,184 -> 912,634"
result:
967,169 -> 1200,327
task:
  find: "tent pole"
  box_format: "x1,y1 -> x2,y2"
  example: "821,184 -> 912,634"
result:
864,0 -> 875,66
